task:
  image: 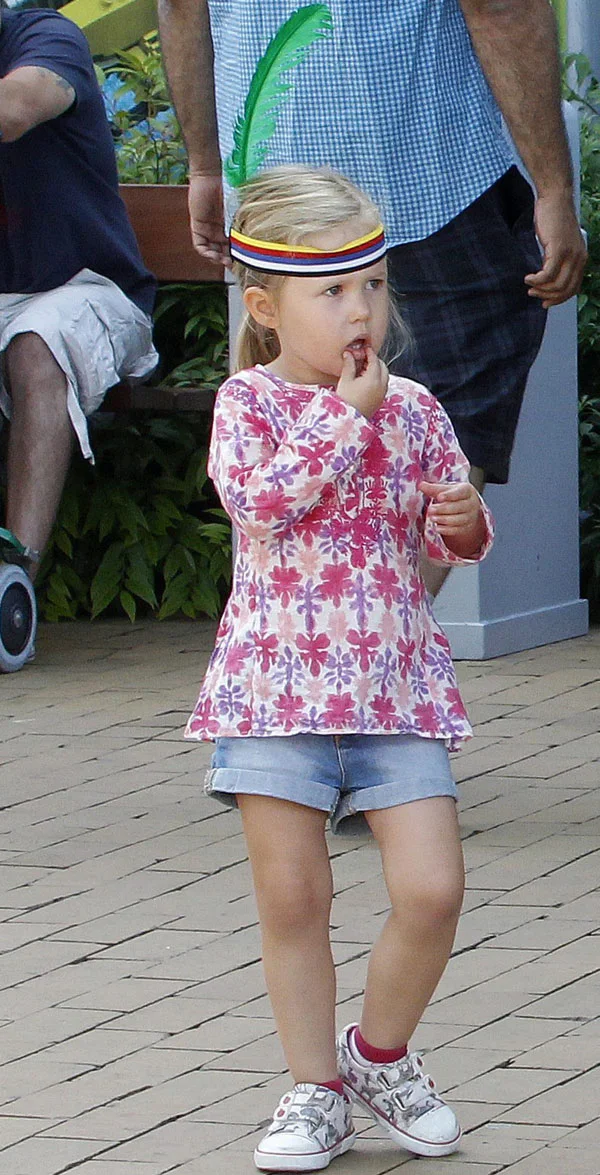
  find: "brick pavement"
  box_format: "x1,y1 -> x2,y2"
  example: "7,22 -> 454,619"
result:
0,620 -> 599,1175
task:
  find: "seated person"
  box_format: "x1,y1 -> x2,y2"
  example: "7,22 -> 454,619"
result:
0,3 -> 158,579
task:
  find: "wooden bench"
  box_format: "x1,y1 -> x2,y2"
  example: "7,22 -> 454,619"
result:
103,183 -> 225,413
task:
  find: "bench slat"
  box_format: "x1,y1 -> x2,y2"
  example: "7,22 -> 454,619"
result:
103,382 -> 215,413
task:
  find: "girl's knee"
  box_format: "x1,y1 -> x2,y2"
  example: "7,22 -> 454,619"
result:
256,866 -> 333,937
391,869 -> 464,931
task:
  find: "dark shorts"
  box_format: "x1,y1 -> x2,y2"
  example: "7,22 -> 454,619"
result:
388,167 -> 548,484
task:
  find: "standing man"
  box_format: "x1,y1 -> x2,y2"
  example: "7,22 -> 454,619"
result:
0,3 -> 157,586
158,0 -> 586,586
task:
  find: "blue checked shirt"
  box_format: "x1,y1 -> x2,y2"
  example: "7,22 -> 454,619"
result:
208,0 -> 516,245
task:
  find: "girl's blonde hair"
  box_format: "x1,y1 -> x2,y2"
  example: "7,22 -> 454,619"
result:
231,165 -> 407,371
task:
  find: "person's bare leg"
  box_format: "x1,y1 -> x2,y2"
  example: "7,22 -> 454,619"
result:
359,797 -> 464,1048
238,794 -> 338,1082
5,333 -> 74,580
421,465 -> 486,598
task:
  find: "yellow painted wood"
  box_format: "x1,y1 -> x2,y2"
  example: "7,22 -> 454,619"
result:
62,0 -> 157,56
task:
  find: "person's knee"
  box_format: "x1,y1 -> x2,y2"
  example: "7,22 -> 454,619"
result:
6,332 -> 67,400
389,868 -> 464,934
258,865 -> 333,938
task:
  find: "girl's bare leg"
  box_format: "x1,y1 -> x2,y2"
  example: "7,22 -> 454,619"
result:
238,794 -> 338,1082
360,797 -> 464,1047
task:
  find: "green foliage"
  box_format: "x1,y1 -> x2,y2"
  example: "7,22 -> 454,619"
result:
96,34 -> 188,184
563,54 -> 600,616
153,283 -> 229,391
35,414 -> 232,623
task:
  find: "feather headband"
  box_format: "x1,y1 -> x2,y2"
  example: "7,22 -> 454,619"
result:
229,224 -> 387,276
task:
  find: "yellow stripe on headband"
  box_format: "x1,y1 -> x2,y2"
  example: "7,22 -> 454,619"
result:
230,224 -> 386,256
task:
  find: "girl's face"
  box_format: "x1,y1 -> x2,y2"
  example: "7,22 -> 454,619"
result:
247,219 -> 390,387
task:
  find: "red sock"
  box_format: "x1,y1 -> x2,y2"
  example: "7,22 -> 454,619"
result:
317,1078 -> 345,1096
353,1026 -> 408,1064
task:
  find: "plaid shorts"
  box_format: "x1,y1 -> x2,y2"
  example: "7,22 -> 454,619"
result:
388,166 -> 547,484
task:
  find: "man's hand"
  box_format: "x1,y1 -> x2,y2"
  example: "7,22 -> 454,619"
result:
458,0 -> 586,308
188,172 -> 230,267
419,479 -> 486,558
336,346 -> 388,419
525,189 -> 587,308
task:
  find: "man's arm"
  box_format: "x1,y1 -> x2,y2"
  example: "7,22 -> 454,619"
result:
158,0 -> 229,265
0,66 -> 74,142
459,0 -> 587,308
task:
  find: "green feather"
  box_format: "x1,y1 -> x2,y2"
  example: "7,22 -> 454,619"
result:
224,4 -> 334,188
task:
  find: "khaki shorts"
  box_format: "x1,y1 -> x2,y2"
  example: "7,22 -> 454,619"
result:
0,268 -> 158,461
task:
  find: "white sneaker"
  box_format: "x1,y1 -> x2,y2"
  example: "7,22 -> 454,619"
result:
254,1083 -> 356,1172
337,1024 -> 461,1157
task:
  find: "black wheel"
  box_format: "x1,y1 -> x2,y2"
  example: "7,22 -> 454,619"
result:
0,562 -> 37,673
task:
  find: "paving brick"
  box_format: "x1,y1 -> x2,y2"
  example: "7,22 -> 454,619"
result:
495,1068 -> 600,1126
0,1135 -> 108,1173
498,1144 -> 600,1173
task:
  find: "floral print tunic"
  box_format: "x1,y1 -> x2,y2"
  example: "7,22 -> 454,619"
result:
186,367 -> 494,748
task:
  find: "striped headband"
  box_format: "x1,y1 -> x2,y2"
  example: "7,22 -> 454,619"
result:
229,224 -> 387,276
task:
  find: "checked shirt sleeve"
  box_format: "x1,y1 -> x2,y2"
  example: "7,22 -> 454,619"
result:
208,379 -> 376,540
421,397 -> 494,566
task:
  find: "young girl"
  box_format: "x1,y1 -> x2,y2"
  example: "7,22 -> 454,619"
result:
186,166 -> 494,1173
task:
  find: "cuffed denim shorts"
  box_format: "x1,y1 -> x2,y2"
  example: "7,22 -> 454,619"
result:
204,733 -> 456,836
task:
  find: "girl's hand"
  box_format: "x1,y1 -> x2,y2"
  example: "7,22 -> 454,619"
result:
336,346 -> 388,419
419,479 -> 487,557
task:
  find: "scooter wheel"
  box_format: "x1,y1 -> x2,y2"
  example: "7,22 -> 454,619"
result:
0,562 -> 37,673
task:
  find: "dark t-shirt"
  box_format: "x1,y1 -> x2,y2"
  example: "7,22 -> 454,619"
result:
0,9 -> 155,314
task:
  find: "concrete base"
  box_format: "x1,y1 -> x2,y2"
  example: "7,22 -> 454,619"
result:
440,598 -> 589,661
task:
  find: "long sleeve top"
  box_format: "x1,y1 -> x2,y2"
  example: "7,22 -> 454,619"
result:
186,367 -> 494,748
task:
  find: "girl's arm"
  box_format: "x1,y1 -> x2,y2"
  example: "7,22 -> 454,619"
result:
209,377 -> 376,540
420,399 -> 494,565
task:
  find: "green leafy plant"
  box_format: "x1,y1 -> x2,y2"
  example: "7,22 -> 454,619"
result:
563,53 -> 600,616
153,283 -> 229,391
96,34 -> 188,184
35,413 -> 232,623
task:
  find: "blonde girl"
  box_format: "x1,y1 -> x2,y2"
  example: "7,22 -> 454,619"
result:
186,166 -> 493,1173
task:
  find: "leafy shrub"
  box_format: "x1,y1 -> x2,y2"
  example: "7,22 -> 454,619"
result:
563,55 -> 600,616
96,34 -> 188,184
36,412 -> 232,623
153,283 -> 229,391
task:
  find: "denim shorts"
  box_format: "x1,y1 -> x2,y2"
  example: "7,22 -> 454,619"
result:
204,733 -> 456,836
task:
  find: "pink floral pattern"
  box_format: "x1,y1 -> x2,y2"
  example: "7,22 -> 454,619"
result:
186,368 -> 494,749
